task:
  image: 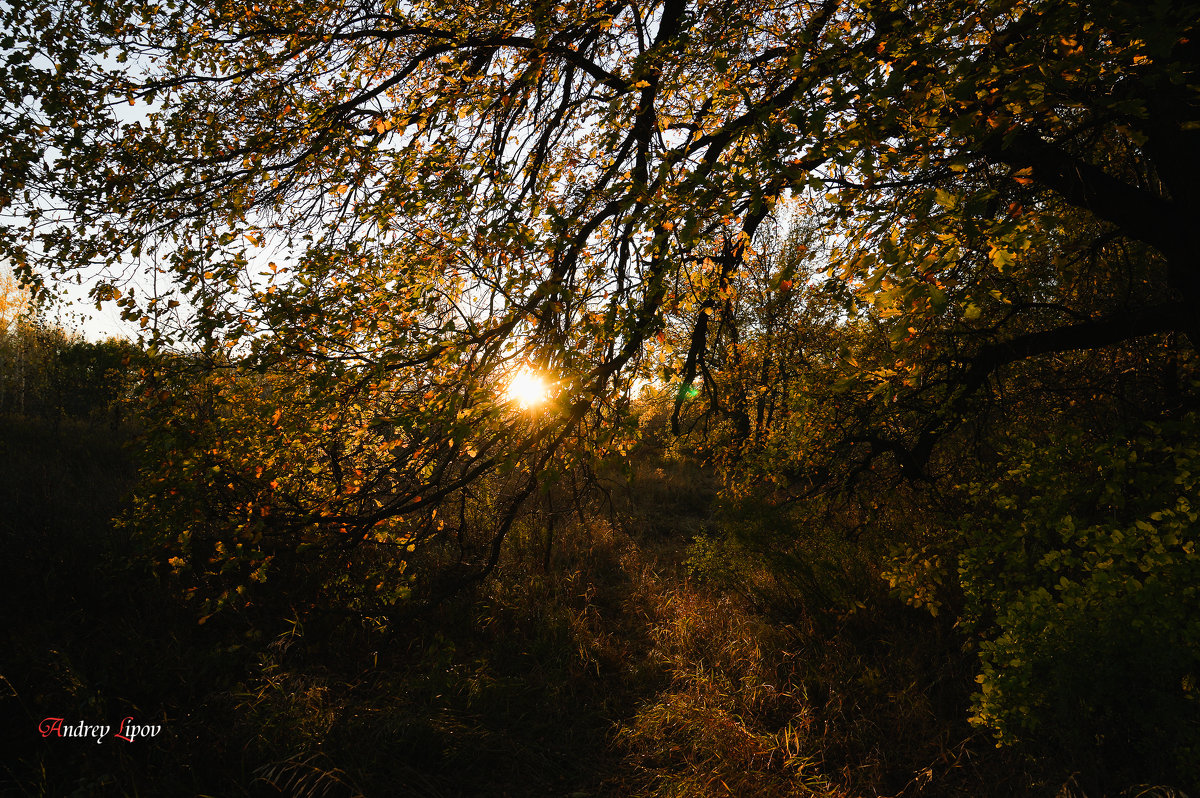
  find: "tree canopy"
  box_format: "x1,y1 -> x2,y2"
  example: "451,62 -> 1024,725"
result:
4,0 -> 1199,597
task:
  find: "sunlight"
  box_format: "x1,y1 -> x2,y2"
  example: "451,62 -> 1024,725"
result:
505,368 -> 551,409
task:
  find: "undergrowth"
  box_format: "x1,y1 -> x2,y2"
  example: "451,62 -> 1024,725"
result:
1,414 -> 1156,796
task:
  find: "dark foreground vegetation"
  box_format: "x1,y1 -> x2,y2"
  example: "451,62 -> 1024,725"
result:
0,414 -> 1142,797
1,327 -> 1196,797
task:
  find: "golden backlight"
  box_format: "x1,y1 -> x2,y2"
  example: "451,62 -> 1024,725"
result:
505,369 -> 550,409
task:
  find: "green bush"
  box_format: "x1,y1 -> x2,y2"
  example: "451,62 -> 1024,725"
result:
955,418 -> 1200,786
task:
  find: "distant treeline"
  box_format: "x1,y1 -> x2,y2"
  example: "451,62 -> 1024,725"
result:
0,318 -> 141,426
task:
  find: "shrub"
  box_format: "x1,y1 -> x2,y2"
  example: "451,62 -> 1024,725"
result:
952,418 -> 1200,787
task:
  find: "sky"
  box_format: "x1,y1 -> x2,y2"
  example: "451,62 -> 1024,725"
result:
45,278 -> 142,342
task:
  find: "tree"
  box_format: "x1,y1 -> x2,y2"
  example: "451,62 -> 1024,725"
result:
652,0 -> 1200,491
0,267 -> 31,331
806,0 -> 1200,477
1,0 -> 866,608
6,0 -> 1199,606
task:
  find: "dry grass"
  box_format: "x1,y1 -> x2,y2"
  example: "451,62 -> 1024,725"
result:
614,574 -> 837,797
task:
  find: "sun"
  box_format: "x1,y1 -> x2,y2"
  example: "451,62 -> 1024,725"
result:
505,369 -> 550,409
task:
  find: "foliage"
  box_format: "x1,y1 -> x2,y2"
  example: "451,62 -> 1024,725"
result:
0,266 -> 31,331
807,0 -> 1200,478
0,309 -> 139,424
954,418 -> 1200,783
642,0 -> 1200,488
121,347 -> 611,618
9,0 -> 1197,598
